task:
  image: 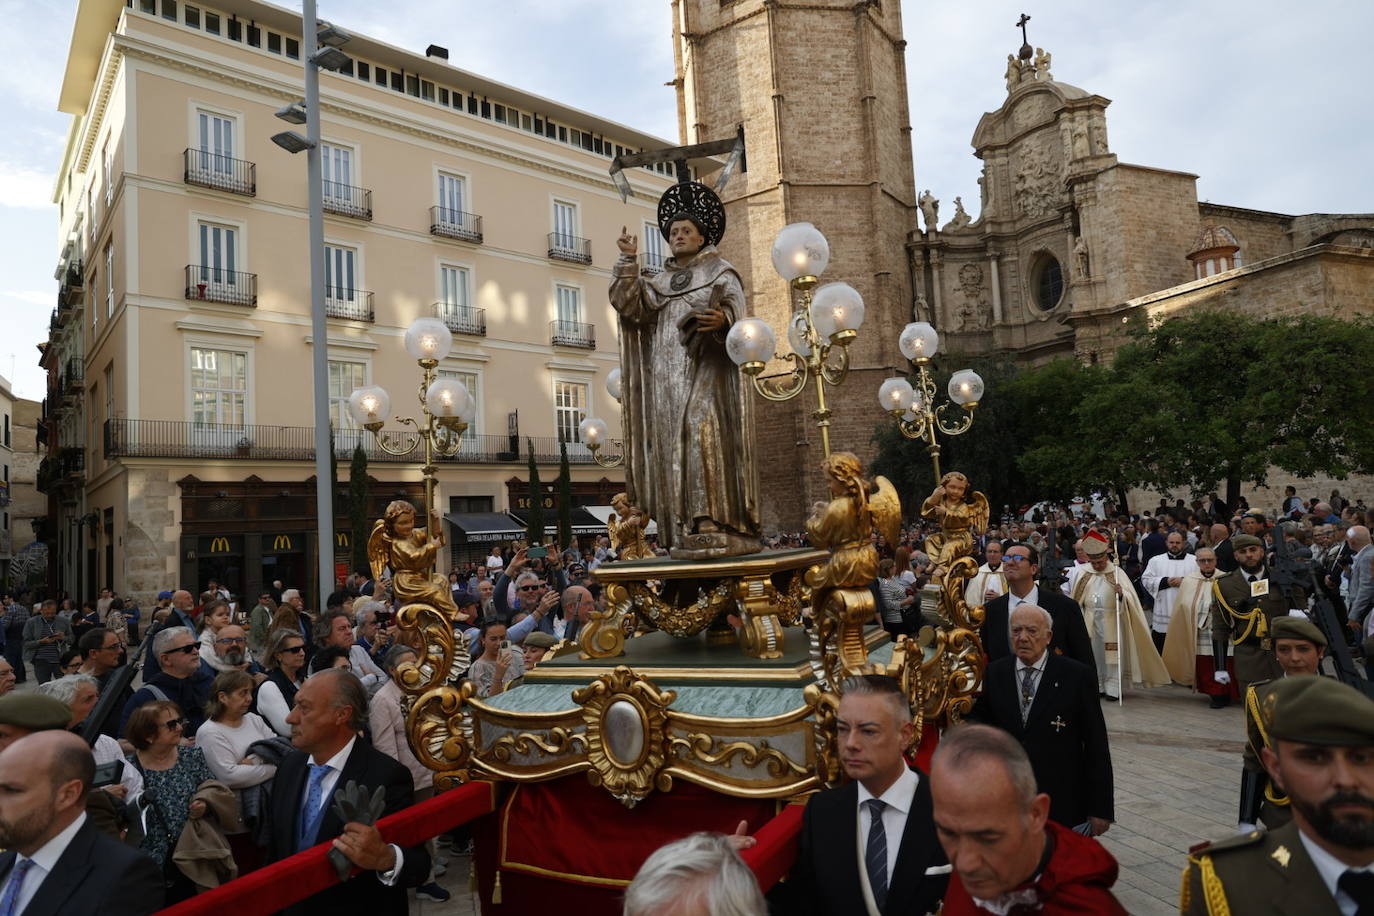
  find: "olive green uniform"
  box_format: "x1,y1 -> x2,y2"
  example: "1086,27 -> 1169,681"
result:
1209,566 -> 1301,688
1241,678 -> 1292,829
1182,821 -> 1339,915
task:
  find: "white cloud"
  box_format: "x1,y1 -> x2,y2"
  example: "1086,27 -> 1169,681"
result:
0,162 -> 55,209
0,290 -> 52,306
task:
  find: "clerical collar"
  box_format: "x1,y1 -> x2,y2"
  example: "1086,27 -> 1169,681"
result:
1167,550 -> 1188,560
987,563 -> 1002,572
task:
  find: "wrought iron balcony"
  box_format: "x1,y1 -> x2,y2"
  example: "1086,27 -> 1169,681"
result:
641,252 -> 666,276
104,418 -> 602,465
322,181 -> 373,220
434,303 -> 486,336
185,265 -> 258,307
60,447 -> 84,479
430,207 -> 483,243
548,232 -> 592,265
325,290 -> 375,322
183,148 -> 257,196
550,319 -> 595,349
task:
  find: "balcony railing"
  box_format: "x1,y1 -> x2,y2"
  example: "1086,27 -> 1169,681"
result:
60,448 -> 84,479
434,303 -> 486,336
641,252 -> 666,276
325,290 -> 375,322
430,207 -> 483,243
548,232 -> 592,265
183,148 -> 257,196
185,265 -> 258,307
322,181 -> 373,220
105,418 -> 603,465
550,319 -> 595,349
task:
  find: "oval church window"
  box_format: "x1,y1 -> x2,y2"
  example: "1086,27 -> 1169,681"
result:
1031,254 -> 1064,311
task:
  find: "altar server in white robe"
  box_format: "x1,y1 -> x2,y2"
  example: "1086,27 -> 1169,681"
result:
1161,547 -> 1238,708
1141,530 -> 1199,653
964,540 -> 1008,609
1069,529 -> 1171,700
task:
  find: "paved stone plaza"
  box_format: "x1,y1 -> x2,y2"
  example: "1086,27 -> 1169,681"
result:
419,683 -> 1240,915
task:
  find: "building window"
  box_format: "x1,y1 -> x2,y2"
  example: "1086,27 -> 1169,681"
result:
320,142 -> 354,199
184,5 -> 199,27
197,220 -> 238,281
1030,253 -> 1064,311
139,0 -> 156,13
104,365 -> 114,423
440,264 -> 470,310
391,71 -> 404,93
190,348 -> 247,426
285,37 -> 299,59
324,244 -> 358,301
554,381 -> 588,444
437,171 -> 466,219
357,61 -> 370,81
104,243 -> 114,317
103,142 -> 113,206
204,11 -> 220,34
643,221 -> 665,270
246,24 -> 260,47
438,88 -> 449,105
162,0 -> 176,20
375,66 -> 387,86
555,284 -> 581,324
195,109 -> 236,176
267,31 -> 281,54
552,200 -> 578,250
328,361 -> 366,429
227,17 -> 241,41
438,369 -> 479,440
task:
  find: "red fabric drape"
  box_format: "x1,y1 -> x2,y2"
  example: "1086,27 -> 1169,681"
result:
738,802 -> 804,891
156,780 -> 497,916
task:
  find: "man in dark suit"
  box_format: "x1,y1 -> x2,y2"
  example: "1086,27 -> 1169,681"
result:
270,668 -> 429,916
980,543 -> 1097,681
973,604 -> 1114,835
0,730 -> 163,915
776,674 -> 949,915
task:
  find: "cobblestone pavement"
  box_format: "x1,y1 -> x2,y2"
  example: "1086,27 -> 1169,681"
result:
419,683 -> 1242,915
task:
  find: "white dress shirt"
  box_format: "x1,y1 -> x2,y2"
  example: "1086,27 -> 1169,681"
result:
855,766 -> 920,916
0,811 -> 87,915
308,736 -> 404,884
1298,826 -> 1371,916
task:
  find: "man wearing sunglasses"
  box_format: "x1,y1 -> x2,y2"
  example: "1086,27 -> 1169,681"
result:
117,627 -> 213,738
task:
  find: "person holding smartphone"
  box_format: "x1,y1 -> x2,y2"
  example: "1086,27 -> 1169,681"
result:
468,621 -> 524,698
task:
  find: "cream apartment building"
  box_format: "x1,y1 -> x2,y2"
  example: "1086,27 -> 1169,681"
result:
43,0 -> 673,603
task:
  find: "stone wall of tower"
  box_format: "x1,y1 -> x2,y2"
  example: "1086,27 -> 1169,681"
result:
675,0 -> 919,532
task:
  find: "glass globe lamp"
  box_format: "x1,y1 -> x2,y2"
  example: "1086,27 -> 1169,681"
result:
898,321 -> 939,363
877,377 -> 914,415
770,222 -> 830,283
578,417 -> 609,449
403,316 -> 453,363
347,386 -> 391,431
948,369 -> 985,407
810,282 -> 865,345
425,377 -> 474,430
725,318 -> 776,375
606,368 -> 622,402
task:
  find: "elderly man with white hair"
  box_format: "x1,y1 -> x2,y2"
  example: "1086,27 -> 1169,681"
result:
971,604 -> 1114,836
624,832 -> 766,916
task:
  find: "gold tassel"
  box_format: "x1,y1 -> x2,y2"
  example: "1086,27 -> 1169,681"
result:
493,869 -> 503,905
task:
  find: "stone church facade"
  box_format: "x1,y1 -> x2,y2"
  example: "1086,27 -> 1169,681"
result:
674,1 -> 1374,530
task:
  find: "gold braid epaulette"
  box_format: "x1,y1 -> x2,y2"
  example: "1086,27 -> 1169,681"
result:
1183,854 -> 1232,916
1212,579 -> 1266,646
1245,686 -> 1290,807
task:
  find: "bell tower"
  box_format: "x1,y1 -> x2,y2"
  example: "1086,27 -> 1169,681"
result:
672,0 -> 920,531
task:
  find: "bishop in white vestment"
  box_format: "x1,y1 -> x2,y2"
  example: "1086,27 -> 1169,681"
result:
1070,530 -> 1171,698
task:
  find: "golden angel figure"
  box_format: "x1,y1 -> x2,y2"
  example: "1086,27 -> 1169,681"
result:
805,452 -> 901,590
607,492 -> 652,561
368,500 -> 459,617
920,471 -> 989,573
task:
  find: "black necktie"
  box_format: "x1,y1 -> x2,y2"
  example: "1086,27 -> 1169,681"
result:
1248,575 -> 1258,583
1339,869 -> 1374,915
864,798 -> 888,911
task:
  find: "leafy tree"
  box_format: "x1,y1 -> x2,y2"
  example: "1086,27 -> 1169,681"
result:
349,444 -> 370,573
557,440 -> 573,551
525,438 -> 544,545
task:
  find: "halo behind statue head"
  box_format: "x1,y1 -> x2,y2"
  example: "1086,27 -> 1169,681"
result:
657,181 -> 726,248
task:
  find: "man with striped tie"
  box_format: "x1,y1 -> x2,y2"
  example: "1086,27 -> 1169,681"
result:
776,674 -> 950,915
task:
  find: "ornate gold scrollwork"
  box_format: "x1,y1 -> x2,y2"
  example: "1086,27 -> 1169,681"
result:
667,733 -> 809,778
395,601 -> 468,694
805,682 -> 843,787
624,580 -> 737,638
808,584 -> 879,689
405,681 -> 475,791
911,556 -> 986,726
579,583 -> 631,659
572,666 -> 677,808
489,726 -> 587,763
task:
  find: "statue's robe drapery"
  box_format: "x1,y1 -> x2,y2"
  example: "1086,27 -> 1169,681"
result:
609,246 -> 759,550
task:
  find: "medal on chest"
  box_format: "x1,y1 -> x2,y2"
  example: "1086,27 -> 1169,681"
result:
670,269 -> 692,292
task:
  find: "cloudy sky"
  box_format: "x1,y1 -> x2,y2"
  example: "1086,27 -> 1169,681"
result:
2,0 -> 1369,401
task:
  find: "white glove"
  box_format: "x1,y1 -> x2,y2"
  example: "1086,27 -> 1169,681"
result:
1237,821 -> 1257,834
1288,609 -> 1308,617
1213,670 -> 1231,686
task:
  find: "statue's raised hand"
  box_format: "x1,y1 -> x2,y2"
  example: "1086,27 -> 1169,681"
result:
616,225 -> 638,256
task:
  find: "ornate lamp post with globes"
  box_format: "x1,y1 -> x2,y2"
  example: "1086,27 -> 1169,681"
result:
346,316 -> 476,525
721,222 -> 866,459
580,368 -> 626,469
877,320 -> 983,479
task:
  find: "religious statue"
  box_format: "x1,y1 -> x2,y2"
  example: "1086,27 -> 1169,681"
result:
805,452 -> 900,591
607,491 -> 652,562
920,472 -> 989,577
367,500 -> 460,617
1074,235 -> 1090,279
944,197 -> 973,232
918,190 -> 939,234
1004,53 -> 1024,91
610,181 -> 760,559
1033,47 -> 1053,80
913,295 -> 930,323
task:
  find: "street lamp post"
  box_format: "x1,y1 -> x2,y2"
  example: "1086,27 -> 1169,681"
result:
877,321 -> 984,479
270,1 -> 353,610
722,222 -> 865,459
579,368 -> 625,469
347,318 -> 476,527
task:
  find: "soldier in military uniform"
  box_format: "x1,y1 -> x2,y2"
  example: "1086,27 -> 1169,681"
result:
1239,616 -> 1328,832
1210,533 -> 1306,693
1183,676 -> 1374,915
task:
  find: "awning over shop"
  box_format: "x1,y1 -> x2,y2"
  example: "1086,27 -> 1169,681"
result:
506,508 -> 606,537
443,513 -> 527,544
583,505 -> 658,536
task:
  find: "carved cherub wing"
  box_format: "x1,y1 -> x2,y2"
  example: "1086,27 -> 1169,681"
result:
367,520 -> 390,583
870,476 -> 903,548
969,491 -> 991,535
